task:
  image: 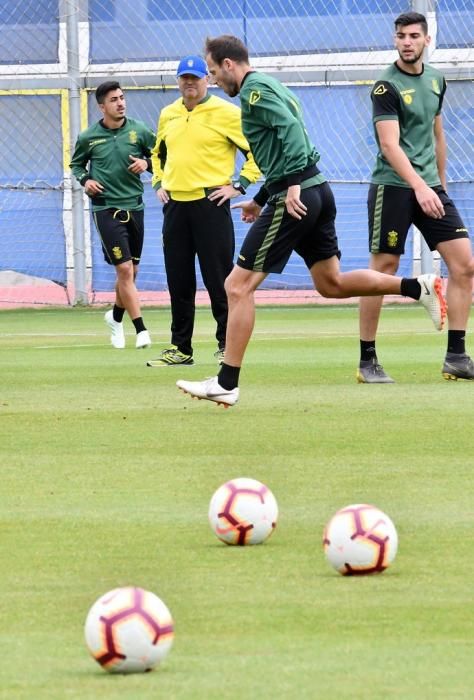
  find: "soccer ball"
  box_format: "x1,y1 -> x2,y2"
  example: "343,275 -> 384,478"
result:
84,586 -> 174,673
323,503 -> 398,575
209,477 -> 278,545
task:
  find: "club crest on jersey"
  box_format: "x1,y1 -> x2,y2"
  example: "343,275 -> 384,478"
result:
401,88 -> 415,105
373,84 -> 387,95
129,130 -> 138,144
249,90 -> 261,105
387,230 -> 398,248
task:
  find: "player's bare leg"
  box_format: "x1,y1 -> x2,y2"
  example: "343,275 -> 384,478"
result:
176,267 -> 266,406
311,255 -> 445,329
438,239 -> 473,330
115,260 -> 141,320
310,255 -> 404,298
220,267 -> 267,367
359,253 -> 401,341
438,238 -> 474,380
358,253 -> 400,383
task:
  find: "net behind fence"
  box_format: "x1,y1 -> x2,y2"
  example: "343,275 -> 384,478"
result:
0,0 -> 472,305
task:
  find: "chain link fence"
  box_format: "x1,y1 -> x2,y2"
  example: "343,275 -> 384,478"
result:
0,0 -> 472,304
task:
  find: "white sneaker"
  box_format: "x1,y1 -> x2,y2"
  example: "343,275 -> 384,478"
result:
136,330 -> 151,349
417,274 -> 447,331
176,376 -> 239,407
104,309 -> 125,349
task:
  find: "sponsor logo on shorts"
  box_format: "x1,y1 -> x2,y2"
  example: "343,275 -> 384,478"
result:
238,254 -> 246,261
387,230 -> 398,248
112,246 -> 123,260
455,228 -> 468,233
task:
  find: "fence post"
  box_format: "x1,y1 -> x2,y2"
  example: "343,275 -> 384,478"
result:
65,0 -> 88,304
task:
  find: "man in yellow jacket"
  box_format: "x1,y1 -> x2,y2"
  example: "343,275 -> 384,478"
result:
147,55 -> 260,367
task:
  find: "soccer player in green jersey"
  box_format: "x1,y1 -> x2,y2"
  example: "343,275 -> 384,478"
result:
70,81 -> 156,350
358,12 -> 473,383
175,34 -> 447,407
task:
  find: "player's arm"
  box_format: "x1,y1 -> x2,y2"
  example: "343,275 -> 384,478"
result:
225,108 -> 261,187
69,135 -> 104,195
433,114 -> 447,191
230,199 -> 262,223
208,108 -> 262,206
143,125 -> 157,173
151,113 -> 167,188
255,91 -> 309,177
150,114 -> 169,204
247,90 -> 308,218
128,125 -> 156,175
69,135 -> 91,185
230,182 -> 268,222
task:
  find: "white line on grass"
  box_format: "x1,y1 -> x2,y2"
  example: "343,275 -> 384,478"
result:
33,344 -> 101,349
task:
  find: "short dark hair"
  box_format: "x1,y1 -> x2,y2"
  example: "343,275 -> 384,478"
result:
204,35 -> 249,65
95,81 -> 122,104
394,11 -> 428,35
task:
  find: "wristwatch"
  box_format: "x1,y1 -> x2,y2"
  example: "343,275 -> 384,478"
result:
232,180 -> 246,195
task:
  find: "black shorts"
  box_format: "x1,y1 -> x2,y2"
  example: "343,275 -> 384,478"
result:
237,182 -> 341,273
368,184 -> 468,255
93,208 -> 145,266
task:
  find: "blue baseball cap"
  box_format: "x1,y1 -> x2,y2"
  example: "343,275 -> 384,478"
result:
176,55 -> 208,78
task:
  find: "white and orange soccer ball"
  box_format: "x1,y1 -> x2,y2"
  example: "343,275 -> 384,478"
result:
84,586 -> 174,673
323,503 -> 398,575
209,477 -> 278,545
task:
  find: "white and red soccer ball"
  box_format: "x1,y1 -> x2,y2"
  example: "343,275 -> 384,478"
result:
323,503 -> 398,575
84,586 -> 174,673
209,477 -> 278,545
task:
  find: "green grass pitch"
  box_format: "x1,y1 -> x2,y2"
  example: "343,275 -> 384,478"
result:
1,304 -> 473,699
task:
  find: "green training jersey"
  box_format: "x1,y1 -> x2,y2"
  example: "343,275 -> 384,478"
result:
371,62 -> 446,187
70,117 -> 156,211
239,72 -> 325,188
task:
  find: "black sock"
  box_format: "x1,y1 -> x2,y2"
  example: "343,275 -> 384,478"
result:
360,340 -> 377,363
178,347 -> 192,356
400,278 -> 421,300
218,363 -> 240,390
132,317 -> 146,333
447,330 -> 466,355
113,304 -> 125,323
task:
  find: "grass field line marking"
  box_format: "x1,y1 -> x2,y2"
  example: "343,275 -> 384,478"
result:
2,332 -> 100,337
33,344 -> 100,349
0,329 -> 438,351
253,329 -> 436,338
1,328 -> 435,342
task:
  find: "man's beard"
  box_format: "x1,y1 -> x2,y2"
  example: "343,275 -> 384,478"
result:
398,48 -> 424,64
225,81 -> 239,98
